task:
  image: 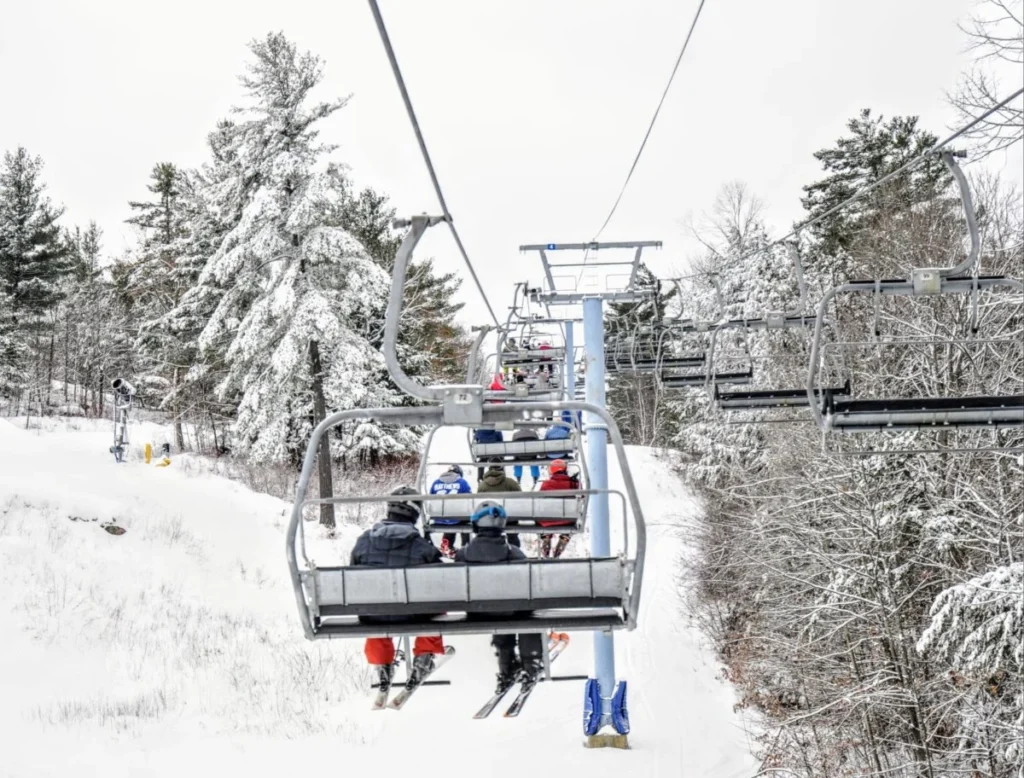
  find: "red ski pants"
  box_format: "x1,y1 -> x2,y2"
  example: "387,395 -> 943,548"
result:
365,636 -> 444,665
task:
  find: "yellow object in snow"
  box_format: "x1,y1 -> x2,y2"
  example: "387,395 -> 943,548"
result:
144,443 -> 152,464
156,457 -> 171,468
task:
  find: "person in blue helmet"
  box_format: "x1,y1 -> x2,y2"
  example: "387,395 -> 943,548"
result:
456,502 -> 544,691
428,464 -> 473,557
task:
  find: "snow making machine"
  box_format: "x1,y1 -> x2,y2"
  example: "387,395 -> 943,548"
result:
109,377 -> 135,463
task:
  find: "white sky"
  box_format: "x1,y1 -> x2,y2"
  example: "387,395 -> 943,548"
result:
2,0 -> 1022,329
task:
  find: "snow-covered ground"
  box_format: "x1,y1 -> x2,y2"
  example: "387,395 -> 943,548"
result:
0,419 -> 758,777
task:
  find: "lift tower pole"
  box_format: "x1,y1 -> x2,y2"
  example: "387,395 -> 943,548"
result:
522,239 -> 660,747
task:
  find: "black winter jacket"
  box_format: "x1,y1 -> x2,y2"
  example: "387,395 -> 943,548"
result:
455,530 -> 530,619
454,531 -> 526,564
350,517 -> 442,568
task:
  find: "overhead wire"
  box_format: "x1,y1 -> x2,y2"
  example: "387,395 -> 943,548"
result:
590,0 -> 708,246
575,0 -> 708,292
367,0 -> 503,330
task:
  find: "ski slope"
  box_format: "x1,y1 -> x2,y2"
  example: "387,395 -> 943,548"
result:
0,419 -> 758,777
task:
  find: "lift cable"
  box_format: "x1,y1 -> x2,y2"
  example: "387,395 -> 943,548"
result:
367,0 -> 503,329
590,0 -> 708,247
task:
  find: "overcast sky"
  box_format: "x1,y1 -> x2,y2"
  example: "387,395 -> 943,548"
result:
2,0 -> 1021,329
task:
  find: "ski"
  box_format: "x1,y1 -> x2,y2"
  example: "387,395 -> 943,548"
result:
386,645 -> 456,710
474,634 -> 568,720
473,679 -> 517,719
370,649 -> 406,710
502,634 -> 569,718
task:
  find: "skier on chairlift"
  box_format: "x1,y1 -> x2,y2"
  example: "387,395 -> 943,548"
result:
350,486 -> 448,691
511,426 -> 541,488
456,502 -> 544,691
538,459 -> 577,559
477,457 -> 522,548
428,464 -> 472,557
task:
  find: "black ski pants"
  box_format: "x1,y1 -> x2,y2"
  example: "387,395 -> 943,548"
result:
492,632 -> 543,675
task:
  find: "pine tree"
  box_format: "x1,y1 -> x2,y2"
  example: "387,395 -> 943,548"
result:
123,162 -> 201,449
800,110 -> 949,272
0,148 -> 72,408
191,32 -> 408,526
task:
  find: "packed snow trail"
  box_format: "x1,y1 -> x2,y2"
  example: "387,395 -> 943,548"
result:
0,419 -> 758,777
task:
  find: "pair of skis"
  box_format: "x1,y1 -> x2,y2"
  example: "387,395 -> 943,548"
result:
372,645 -> 456,711
473,632 -> 570,719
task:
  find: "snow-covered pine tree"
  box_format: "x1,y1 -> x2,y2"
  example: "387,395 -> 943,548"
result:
800,110 -> 949,281
0,147 -> 72,411
191,32 -> 408,526
122,162 -> 206,449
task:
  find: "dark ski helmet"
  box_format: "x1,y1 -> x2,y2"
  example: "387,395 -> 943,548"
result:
471,501 -> 507,531
447,464 -> 464,476
387,485 -> 422,523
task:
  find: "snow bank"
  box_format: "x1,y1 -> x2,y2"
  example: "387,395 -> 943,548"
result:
0,419 -> 757,777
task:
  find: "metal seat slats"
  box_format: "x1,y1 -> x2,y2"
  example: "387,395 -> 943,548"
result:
828,394 -> 1024,431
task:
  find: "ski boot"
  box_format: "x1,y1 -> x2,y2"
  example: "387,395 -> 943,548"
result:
495,656 -> 522,694
375,662 -> 394,692
540,535 -> 553,558
407,653 -> 436,687
518,655 -> 544,685
553,534 -> 570,558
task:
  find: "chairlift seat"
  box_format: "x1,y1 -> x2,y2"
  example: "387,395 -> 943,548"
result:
502,348 -> 566,367
662,369 -> 754,388
827,394 -> 1024,432
305,557 -> 628,636
471,437 -> 578,461
606,354 -> 705,372
716,381 -> 851,410
424,493 -> 585,533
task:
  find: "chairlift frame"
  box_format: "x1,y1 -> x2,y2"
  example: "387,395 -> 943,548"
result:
287,215 -> 648,641
804,152 -> 1024,450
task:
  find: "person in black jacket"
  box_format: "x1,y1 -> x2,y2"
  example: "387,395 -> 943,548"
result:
455,501 -> 544,692
351,486 -> 446,689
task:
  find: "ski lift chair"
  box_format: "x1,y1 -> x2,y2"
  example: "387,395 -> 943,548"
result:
656,325 -> 755,390
287,213 -> 647,640
709,314 -> 851,413
287,401 -> 643,640
806,151 -> 1024,449
421,445 -> 593,537
465,418 -> 581,466
808,283 -> 1024,437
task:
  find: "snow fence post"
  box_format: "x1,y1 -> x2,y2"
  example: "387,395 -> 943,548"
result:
582,296 -> 628,748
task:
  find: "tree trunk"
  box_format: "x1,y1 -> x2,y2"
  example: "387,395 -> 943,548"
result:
309,339 -> 335,528
172,367 -> 185,450
46,322 -> 55,403
63,314 -> 69,402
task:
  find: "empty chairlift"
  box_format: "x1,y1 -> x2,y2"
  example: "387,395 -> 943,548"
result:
806,152 -> 1024,446
708,247 -> 851,413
